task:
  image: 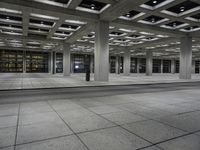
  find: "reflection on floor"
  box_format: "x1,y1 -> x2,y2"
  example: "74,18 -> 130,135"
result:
0,89 -> 200,150
0,73 -> 200,90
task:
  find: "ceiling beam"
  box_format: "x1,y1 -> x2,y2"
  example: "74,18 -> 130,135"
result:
100,0 -> 149,21
112,19 -> 187,37
0,0 -> 99,22
0,33 -> 63,43
68,0 -> 82,9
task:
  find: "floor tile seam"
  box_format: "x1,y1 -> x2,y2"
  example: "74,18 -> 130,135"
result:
46,101 -> 91,150
0,114 -> 19,118
115,106 -> 171,120
13,132 -> 74,147
173,109 -> 200,115
17,119 -> 64,127
14,103 -> 20,150
136,144 -> 164,150
79,104 -> 155,147
151,117 -> 200,134
0,145 -> 14,149
151,131 -> 200,146
19,110 -> 54,115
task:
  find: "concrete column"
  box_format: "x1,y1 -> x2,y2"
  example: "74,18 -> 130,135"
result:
192,60 -> 195,74
54,52 -> 56,74
123,50 -> 130,76
50,51 -> 54,74
23,50 -> 26,73
179,36 -> 192,79
171,59 -> 175,74
146,50 -> 152,76
63,43 -> 71,76
90,55 -> 94,73
160,59 -> 163,73
71,54 -> 74,73
137,58 -> 140,73
115,55 -> 119,74
94,21 -> 109,81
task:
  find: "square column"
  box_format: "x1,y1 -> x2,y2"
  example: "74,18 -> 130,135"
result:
137,58 -> 140,73
192,60 -> 195,74
179,36 -> 192,79
63,43 -> 71,76
115,55 -> 119,74
94,21 -> 109,81
49,50 -> 54,74
53,52 -> 56,74
123,50 -> 130,76
23,50 -> 26,73
171,59 -> 175,74
71,54 -> 74,73
146,50 -> 152,76
90,55 -> 94,73
161,59 -> 163,73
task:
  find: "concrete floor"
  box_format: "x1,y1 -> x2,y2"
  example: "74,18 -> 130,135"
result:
0,73 -> 200,90
0,88 -> 200,150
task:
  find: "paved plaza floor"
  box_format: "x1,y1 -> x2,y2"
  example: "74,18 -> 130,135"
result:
0,73 -> 200,90
0,88 -> 200,150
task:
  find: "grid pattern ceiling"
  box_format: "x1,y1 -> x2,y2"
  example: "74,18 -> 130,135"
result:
0,0 -> 199,58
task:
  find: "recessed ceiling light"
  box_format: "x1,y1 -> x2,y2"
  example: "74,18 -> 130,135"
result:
91,4 -> 95,10
153,1 -> 157,4
180,6 -> 185,12
126,13 -> 130,17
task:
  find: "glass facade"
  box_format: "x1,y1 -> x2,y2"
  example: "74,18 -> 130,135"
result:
139,58 -> 146,73
110,56 -> 116,73
130,58 -> 137,73
56,53 -> 63,73
73,54 -> 86,73
175,60 -> 180,73
26,51 -> 49,73
163,60 -> 171,73
153,59 -> 161,73
0,50 -> 23,72
195,61 -> 200,73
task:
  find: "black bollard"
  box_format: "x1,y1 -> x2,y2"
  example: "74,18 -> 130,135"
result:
86,69 -> 90,81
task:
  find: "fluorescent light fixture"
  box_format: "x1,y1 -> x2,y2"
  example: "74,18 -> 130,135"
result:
119,28 -> 136,33
180,27 -> 200,32
142,38 -> 159,41
138,18 -> 169,25
33,0 -> 70,8
156,34 -> 169,38
139,31 -> 155,35
0,8 -> 22,14
160,23 -> 189,29
65,19 -> 87,25
51,36 -> 67,40
30,13 -> 59,20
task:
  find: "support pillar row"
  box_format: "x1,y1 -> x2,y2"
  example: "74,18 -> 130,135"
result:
146,50 -> 152,76
63,43 -> 71,76
123,50 -> 130,76
179,36 -> 192,79
94,21 -> 109,81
